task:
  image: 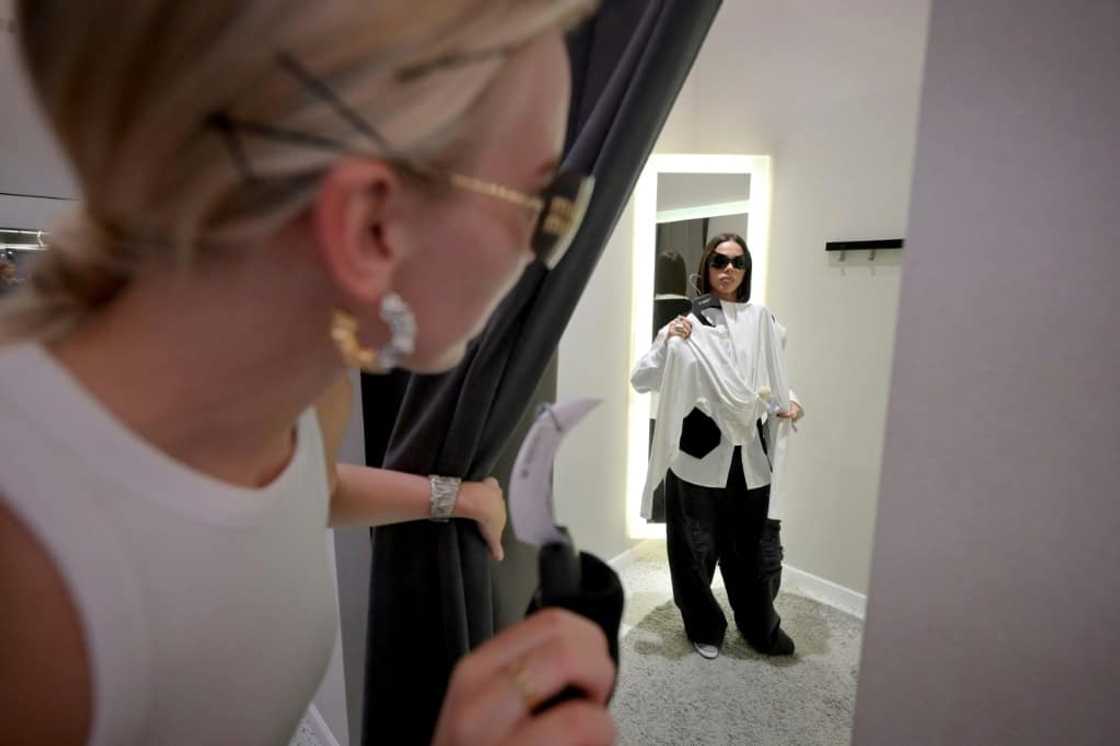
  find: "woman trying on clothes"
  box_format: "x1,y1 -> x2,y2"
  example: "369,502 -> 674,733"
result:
0,2 -> 615,745
632,233 -> 804,660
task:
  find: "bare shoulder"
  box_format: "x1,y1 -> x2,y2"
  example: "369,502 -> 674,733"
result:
0,499 -> 92,745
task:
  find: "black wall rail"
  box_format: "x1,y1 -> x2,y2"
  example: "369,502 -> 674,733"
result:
826,238 -> 904,261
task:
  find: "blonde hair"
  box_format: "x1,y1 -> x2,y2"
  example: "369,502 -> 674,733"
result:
3,0 -> 594,341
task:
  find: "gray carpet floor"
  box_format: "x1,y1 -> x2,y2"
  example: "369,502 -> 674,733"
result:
611,541 -> 863,746
288,719 -> 325,746
290,540 -> 862,746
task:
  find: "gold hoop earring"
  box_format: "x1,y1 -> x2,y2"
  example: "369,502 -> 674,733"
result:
330,309 -> 380,372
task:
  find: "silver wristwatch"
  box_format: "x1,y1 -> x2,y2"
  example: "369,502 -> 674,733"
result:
428,475 -> 461,523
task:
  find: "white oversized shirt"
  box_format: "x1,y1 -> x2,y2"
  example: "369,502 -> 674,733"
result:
631,301 -> 800,519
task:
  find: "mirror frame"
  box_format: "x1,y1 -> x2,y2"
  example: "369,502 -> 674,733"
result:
626,153 -> 773,539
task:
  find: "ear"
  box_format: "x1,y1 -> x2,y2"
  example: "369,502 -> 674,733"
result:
311,158 -> 407,306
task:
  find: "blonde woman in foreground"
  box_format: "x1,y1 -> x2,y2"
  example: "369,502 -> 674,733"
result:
0,1 -> 615,744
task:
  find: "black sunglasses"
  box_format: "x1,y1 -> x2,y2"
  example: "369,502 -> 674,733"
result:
210,53 -> 594,270
709,254 -> 748,271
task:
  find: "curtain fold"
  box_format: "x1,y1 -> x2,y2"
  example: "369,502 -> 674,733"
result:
361,2 -> 722,742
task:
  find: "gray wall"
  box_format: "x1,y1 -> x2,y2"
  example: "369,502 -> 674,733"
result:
656,172 -> 750,212
0,0 -> 76,201
0,4 -> 75,230
853,1 -> 1120,742
333,371 -> 371,745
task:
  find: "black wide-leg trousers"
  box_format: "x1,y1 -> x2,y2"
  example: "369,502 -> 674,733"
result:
664,446 -> 785,650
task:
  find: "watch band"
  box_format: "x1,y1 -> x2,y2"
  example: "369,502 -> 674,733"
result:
428,475 -> 461,523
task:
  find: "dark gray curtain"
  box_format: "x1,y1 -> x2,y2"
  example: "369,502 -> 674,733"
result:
361,3 -> 721,743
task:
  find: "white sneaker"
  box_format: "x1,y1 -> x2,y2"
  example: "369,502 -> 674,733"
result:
693,642 -> 719,660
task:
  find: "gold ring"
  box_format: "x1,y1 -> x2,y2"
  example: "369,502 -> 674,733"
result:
508,661 -> 540,712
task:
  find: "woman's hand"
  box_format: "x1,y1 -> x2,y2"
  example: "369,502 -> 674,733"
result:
460,477 -> 507,561
667,316 -> 692,340
777,402 -> 803,423
433,609 -> 617,746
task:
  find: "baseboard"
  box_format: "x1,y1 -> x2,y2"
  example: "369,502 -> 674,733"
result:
307,705 -> 343,746
782,563 -> 867,620
605,541 -> 865,621
607,540 -> 649,572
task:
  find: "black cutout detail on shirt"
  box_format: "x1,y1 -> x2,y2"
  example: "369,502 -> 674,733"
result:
679,408 -> 722,459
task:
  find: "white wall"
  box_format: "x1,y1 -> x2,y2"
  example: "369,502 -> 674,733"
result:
853,1 -> 1120,741
555,199 -> 640,562
728,0 -> 931,595
558,0 -> 931,594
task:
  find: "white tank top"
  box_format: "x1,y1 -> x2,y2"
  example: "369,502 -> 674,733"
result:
0,343 -> 338,745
